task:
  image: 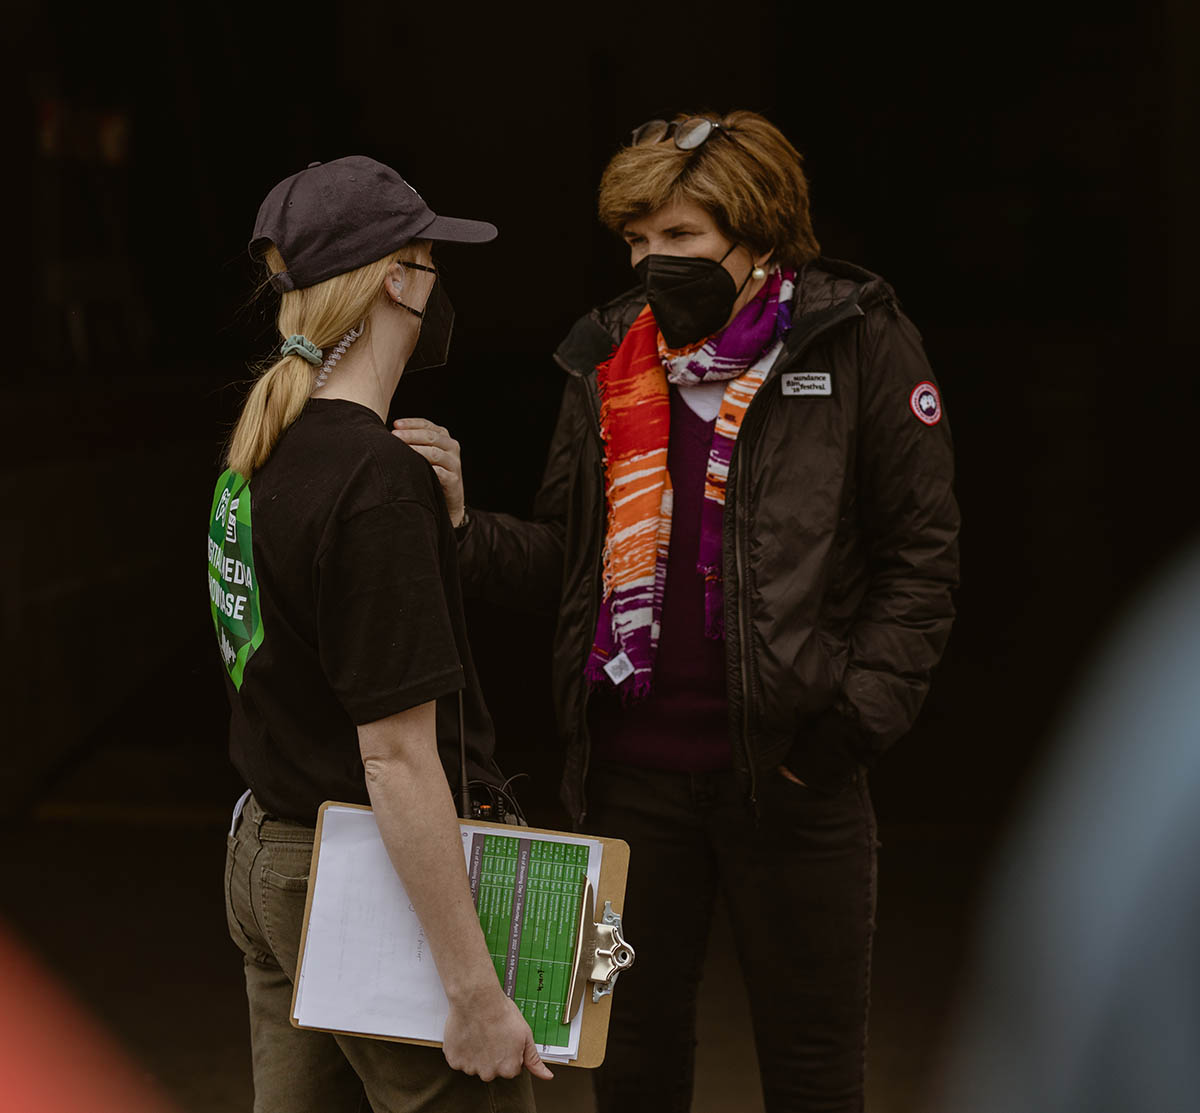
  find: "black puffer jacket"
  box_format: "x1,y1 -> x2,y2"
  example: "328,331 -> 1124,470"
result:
458,258 -> 960,823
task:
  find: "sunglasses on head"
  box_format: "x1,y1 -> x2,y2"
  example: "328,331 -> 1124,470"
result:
630,116 -> 734,150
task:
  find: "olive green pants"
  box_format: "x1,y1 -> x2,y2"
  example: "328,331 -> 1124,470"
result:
224,791 -> 535,1113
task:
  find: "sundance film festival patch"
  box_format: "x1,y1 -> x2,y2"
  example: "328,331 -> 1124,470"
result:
782,371 -> 832,396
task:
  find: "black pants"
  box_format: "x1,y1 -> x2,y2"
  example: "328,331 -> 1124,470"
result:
585,762 -> 877,1113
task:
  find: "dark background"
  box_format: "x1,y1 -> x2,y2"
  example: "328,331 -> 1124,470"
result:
5,1 -> 1197,1109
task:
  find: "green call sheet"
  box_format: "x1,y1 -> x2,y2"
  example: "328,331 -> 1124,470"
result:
467,833 -> 590,1048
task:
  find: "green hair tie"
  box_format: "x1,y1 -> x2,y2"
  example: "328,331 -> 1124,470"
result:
280,334 -> 323,366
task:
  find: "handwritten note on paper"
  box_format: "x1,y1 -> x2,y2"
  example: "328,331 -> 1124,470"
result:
292,805 -> 602,1061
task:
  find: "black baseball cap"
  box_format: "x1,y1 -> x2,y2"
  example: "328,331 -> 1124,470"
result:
249,155 -> 497,293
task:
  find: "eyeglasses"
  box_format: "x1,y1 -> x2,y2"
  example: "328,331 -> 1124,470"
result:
630,116 -> 734,151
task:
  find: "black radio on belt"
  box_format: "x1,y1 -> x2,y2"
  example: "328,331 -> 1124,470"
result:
469,793 -> 509,823
456,691 -> 527,826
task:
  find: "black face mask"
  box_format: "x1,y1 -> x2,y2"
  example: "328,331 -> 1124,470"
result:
634,245 -> 750,348
397,263 -> 455,372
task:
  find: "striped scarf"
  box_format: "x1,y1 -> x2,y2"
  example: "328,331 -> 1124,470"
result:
585,268 -> 795,698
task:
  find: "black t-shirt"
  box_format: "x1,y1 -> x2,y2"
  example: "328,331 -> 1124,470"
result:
206,398 -> 500,823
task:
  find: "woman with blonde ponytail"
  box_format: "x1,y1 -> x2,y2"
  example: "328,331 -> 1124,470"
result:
209,156 -> 550,1112
227,246 -> 398,476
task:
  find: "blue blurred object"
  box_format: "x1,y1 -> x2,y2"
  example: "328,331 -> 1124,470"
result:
935,540 -> 1200,1113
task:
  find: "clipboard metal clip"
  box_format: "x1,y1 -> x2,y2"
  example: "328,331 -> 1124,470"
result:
563,880 -> 636,1023
590,900 -> 634,1003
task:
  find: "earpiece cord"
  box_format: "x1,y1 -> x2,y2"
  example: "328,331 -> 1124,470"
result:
458,690 -> 471,820
313,322 -> 363,391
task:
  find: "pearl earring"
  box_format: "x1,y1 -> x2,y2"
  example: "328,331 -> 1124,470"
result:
752,264 -> 767,280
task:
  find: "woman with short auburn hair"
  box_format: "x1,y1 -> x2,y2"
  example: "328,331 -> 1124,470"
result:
597,109 -> 821,270
397,110 -> 960,1112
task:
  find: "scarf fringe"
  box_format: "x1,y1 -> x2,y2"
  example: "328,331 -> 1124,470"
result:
622,673 -> 654,703
584,654 -> 655,703
584,655 -> 610,690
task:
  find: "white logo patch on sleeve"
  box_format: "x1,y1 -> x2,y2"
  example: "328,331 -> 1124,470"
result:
782,371 -> 832,396
910,381 -> 942,425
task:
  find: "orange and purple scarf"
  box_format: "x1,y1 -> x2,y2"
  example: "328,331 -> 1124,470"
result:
585,269 -> 795,697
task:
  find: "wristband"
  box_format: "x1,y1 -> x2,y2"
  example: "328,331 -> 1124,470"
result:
453,506 -> 471,538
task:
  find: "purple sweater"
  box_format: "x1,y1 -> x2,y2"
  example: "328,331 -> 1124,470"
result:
588,386 -> 732,772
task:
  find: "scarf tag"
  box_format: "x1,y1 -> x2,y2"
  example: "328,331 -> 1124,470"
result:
602,651 -> 635,686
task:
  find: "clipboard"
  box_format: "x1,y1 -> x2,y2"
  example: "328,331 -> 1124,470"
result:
289,801 -> 633,1068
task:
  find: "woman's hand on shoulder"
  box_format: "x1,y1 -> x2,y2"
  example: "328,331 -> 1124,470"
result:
392,418 -> 466,526
442,983 -> 554,1082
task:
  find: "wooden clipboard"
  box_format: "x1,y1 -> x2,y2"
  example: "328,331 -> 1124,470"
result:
290,801 -> 632,1068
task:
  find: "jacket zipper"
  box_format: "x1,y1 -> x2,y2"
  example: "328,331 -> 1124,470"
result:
733,447 -> 758,809
727,300 -> 866,808
576,377 -> 606,825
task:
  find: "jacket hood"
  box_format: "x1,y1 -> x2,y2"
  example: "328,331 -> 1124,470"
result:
553,257 -> 898,379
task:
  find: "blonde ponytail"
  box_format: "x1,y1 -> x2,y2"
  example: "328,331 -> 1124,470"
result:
227,244 -> 417,477
226,355 -> 313,477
